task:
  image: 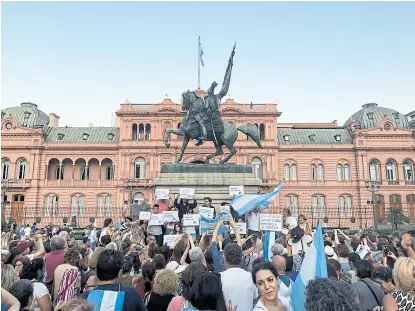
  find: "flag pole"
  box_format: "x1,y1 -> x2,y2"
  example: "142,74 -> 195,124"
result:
197,36 -> 201,89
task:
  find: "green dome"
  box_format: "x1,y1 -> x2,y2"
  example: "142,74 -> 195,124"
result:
1,102 -> 49,129
345,103 -> 409,130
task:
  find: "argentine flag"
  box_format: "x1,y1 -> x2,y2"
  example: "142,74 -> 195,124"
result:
199,37 -> 204,67
199,214 -> 228,234
290,220 -> 327,311
230,181 -> 284,216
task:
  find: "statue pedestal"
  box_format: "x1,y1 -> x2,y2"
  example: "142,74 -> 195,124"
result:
154,163 -> 264,206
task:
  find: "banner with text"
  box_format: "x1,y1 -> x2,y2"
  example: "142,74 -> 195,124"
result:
259,214 -> 283,232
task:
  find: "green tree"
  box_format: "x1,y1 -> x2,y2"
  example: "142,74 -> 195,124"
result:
387,207 -> 409,231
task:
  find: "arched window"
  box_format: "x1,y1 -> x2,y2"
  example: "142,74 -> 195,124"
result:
133,192 -> 144,204
138,124 -> 145,140
317,164 -> 324,181
312,195 -> 325,217
374,194 -> 386,218
310,164 -> 317,181
251,157 -> 263,179
389,194 -> 402,209
284,164 -> 290,180
311,163 -> 324,181
104,166 -> 113,180
145,124 -> 151,140
97,194 -> 111,217
71,195 -> 77,217
132,123 -> 137,140
80,166 -> 90,180
284,163 -> 297,181
284,195 -> 299,217
339,195 -> 352,217
344,164 -> 351,181
17,159 -> 27,180
386,159 -> 397,183
259,123 -> 265,140
45,194 -> 59,216
337,163 -> 351,181
369,159 -> 381,182
71,194 -> 86,217
134,158 -> 146,179
403,160 -> 414,184
336,165 -> 343,181
55,166 -> 64,180
407,194 -> 415,219
2,159 -> 10,180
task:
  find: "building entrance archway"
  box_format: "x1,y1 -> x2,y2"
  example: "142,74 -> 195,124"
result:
11,194 -> 25,225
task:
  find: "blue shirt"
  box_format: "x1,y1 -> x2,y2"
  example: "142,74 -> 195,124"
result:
212,242 -> 226,273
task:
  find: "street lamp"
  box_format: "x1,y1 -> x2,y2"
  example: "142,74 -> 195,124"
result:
1,179 -> 12,223
365,179 -> 381,230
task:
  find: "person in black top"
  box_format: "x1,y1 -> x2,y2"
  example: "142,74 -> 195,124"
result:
79,249 -> 146,311
174,196 -> 197,221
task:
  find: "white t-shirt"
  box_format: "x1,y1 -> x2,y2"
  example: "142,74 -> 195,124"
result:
253,298 -> 291,311
24,227 -> 31,237
220,267 -> 258,311
99,227 -> 110,241
31,281 -> 50,311
248,212 -> 261,231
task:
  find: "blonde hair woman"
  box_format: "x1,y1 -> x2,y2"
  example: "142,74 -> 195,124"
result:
382,257 -> 415,311
1,264 -> 17,291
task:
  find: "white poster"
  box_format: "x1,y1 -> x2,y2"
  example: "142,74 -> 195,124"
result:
163,235 -> 178,247
355,244 -> 370,259
179,188 -> 195,199
199,207 -> 214,219
229,185 -> 244,196
156,189 -> 170,200
163,211 -> 179,223
259,214 -> 283,232
220,205 -> 231,222
139,211 -> 151,221
230,222 -> 247,234
148,214 -> 164,226
183,214 -> 200,226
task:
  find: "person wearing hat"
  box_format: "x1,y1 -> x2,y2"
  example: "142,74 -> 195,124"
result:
325,245 -> 339,261
166,261 -> 187,275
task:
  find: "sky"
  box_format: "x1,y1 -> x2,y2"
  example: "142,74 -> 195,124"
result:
1,1 -> 415,127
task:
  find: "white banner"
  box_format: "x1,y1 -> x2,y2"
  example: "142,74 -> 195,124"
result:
139,211 -> 151,221
199,207 -> 214,219
148,214 -> 164,226
163,211 -> 179,223
230,222 -> 247,234
156,189 -> 170,200
163,235 -> 178,247
259,214 -> 282,232
229,185 -> 244,196
179,188 -> 195,199
183,214 -> 200,226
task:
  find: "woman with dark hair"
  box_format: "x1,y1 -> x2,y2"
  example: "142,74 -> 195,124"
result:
352,260 -> 384,311
167,262 -> 207,311
173,223 -> 183,235
148,243 -> 160,260
12,256 -> 30,278
188,272 -> 227,311
99,218 -> 113,242
19,258 -> 52,311
9,279 -> 34,311
251,261 -> 289,311
373,266 -> 395,293
134,261 -> 157,299
118,256 -> 134,286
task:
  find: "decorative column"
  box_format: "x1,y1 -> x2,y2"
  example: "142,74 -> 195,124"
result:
45,164 -> 49,180
72,164 -> 75,180
59,164 -> 62,180
98,164 -> 102,180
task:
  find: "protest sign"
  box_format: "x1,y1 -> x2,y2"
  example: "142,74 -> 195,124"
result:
259,214 -> 282,231
148,214 -> 164,226
183,214 -> 200,226
163,235 -> 178,247
230,222 -> 247,234
199,207 -> 214,219
229,185 -> 244,196
179,188 -> 195,199
355,244 -> 370,259
220,205 -> 231,222
156,189 -> 169,200
139,211 -> 151,221
163,211 -> 179,222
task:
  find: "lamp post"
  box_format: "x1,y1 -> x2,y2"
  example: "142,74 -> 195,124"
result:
365,179 -> 380,230
1,179 -> 12,223
124,179 -> 136,216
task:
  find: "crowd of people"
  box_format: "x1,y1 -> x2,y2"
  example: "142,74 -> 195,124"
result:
1,196 -> 415,311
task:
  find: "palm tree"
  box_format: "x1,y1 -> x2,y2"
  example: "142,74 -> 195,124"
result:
387,207 -> 409,231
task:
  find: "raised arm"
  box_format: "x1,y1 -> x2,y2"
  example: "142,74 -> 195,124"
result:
229,220 -> 242,246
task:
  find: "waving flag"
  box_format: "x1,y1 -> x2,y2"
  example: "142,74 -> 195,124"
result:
290,220 -> 327,311
199,37 -> 204,67
199,214 -> 228,234
230,181 -> 284,216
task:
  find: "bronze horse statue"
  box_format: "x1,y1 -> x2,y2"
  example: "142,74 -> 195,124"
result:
163,44 -> 263,164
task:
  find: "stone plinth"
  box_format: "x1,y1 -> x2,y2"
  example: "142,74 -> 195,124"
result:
154,163 -> 264,205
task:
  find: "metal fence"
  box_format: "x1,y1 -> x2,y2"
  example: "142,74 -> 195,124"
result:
2,203 -> 415,230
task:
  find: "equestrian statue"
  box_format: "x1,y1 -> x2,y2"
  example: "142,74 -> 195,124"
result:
163,44 -> 263,165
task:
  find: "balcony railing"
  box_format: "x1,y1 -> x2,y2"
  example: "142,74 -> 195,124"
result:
387,180 -> 400,185
43,180 -> 117,187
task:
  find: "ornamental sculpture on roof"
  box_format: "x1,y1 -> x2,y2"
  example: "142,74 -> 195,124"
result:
163,44 -> 263,165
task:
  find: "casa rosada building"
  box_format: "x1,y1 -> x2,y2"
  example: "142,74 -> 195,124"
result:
1,98 -> 415,228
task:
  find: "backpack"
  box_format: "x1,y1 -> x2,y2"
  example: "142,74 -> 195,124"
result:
55,268 -> 81,305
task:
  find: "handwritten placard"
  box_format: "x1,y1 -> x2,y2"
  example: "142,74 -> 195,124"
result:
139,211 -> 151,221
355,244 -> 370,259
163,235 -> 178,247
163,211 -> 179,223
183,214 -> 200,226
230,223 -> 247,234
229,185 -> 244,196
148,214 -> 164,226
220,206 -> 231,222
199,207 -> 214,219
180,188 -> 195,199
259,214 -> 282,232
156,189 -> 170,200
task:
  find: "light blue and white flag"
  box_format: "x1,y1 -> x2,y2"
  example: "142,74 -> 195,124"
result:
199,214 -> 228,234
263,231 -> 282,261
230,181 -> 284,216
87,289 -> 125,311
290,220 -> 327,311
199,37 -> 204,67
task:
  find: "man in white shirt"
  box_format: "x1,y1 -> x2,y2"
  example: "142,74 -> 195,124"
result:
247,207 -> 262,237
24,225 -> 31,238
220,243 -> 258,311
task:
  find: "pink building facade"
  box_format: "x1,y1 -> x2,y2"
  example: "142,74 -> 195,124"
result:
1,99 -> 415,228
